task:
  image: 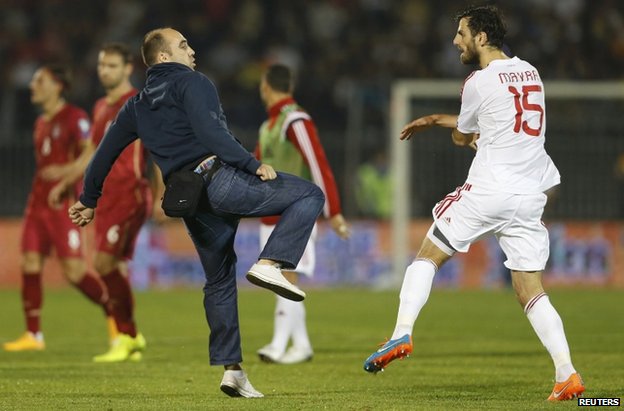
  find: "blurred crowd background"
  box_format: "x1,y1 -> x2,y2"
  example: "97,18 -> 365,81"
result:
1,0 -> 623,218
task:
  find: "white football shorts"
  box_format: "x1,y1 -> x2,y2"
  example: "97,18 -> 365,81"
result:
259,222 -> 317,277
428,183 -> 550,271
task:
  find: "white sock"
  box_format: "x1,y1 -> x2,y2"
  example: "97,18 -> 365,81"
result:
391,259 -> 437,340
525,293 -> 576,382
29,331 -> 44,342
290,300 -> 312,351
224,370 -> 244,378
269,296 -> 292,354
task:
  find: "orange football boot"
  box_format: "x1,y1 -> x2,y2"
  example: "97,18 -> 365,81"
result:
548,373 -> 585,401
364,334 -> 413,373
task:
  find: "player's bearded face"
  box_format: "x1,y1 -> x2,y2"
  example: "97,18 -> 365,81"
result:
98,53 -> 127,90
453,18 -> 480,65
460,39 -> 479,65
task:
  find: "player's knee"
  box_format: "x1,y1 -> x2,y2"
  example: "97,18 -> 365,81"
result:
417,237 -> 453,269
21,253 -> 43,273
61,258 -> 87,283
94,254 -> 119,275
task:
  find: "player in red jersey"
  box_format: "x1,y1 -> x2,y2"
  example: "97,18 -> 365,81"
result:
49,43 -> 155,362
3,65 -> 114,352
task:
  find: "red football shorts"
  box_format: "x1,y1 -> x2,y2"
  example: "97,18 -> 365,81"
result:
21,201 -> 84,258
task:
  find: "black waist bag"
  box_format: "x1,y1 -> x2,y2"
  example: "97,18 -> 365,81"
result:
161,170 -> 204,218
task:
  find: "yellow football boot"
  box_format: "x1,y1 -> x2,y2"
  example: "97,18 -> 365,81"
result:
93,333 -> 146,362
3,332 -> 45,352
93,334 -> 137,363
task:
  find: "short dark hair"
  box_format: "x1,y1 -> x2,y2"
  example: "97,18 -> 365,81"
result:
141,28 -> 172,67
100,42 -> 133,65
264,64 -> 293,93
455,5 -> 507,49
42,64 -> 72,94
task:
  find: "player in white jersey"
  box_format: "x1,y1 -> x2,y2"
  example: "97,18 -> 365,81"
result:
363,5 -> 584,401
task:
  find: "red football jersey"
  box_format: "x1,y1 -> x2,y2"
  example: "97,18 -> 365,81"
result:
30,104 -> 90,206
90,89 -> 149,203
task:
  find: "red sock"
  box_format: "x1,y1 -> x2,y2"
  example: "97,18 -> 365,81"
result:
22,273 -> 42,334
101,269 -> 136,337
73,272 -> 111,316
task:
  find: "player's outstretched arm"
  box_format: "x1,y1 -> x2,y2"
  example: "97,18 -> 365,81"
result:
68,201 -> 94,227
400,114 -> 458,140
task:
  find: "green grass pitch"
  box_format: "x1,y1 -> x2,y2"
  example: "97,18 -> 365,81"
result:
0,287 -> 622,410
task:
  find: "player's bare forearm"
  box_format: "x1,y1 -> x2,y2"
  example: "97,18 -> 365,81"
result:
451,129 -> 478,148
38,163 -> 73,181
67,141 -> 96,185
400,114 -> 458,140
47,180 -> 70,208
431,114 -> 459,128
47,149 -> 99,207
42,141 -> 94,185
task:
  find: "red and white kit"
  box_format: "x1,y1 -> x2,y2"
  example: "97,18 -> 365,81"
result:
431,57 -> 560,271
22,104 -> 90,257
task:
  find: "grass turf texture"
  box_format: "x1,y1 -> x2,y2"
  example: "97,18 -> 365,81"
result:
0,288 -> 621,410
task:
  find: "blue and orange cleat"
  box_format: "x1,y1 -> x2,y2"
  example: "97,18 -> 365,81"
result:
547,373 -> 585,401
363,334 -> 413,373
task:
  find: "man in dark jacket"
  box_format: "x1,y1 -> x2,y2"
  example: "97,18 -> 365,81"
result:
69,27 -> 325,398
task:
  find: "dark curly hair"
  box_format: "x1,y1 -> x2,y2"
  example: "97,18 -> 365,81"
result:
455,5 -> 507,49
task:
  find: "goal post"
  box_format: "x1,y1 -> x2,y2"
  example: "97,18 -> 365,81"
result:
389,79 -> 624,287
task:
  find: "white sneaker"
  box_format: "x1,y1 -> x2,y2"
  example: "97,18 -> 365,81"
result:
257,344 -> 283,363
246,263 -> 306,301
220,370 -> 264,398
278,346 -> 313,364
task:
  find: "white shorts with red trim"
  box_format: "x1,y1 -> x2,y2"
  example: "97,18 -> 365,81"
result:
430,184 -> 550,271
259,223 -> 317,277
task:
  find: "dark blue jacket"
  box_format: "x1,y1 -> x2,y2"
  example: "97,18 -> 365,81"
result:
80,62 -> 261,208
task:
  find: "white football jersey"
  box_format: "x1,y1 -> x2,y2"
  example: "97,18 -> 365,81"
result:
457,56 -> 560,194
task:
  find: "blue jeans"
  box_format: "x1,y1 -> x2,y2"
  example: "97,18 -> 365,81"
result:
183,164 -> 324,365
